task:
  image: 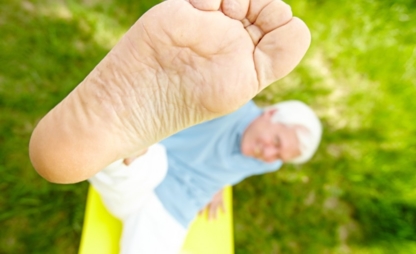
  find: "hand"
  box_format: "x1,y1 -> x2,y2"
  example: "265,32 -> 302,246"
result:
199,189 -> 225,220
29,0 -> 311,183
122,149 -> 148,166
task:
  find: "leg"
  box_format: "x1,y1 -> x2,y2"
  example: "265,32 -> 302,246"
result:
29,0 -> 311,183
89,144 -> 167,219
120,192 -> 187,254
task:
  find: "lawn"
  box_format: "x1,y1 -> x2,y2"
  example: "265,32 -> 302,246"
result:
0,0 -> 415,253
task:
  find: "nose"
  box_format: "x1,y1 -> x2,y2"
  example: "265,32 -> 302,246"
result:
262,145 -> 280,162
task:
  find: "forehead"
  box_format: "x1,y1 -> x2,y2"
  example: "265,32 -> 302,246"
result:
269,122 -> 300,146
253,112 -> 300,139
254,114 -> 289,134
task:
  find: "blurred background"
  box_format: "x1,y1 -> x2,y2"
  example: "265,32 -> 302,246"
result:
0,0 -> 415,253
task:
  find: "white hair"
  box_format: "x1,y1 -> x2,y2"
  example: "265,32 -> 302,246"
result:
267,100 -> 322,164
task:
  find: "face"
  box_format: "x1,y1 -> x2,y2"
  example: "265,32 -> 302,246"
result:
241,109 -> 301,163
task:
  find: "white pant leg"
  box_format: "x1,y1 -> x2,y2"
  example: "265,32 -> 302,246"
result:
89,144 -> 187,253
120,192 -> 187,254
88,144 -> 168,219
89,145 -> 186,254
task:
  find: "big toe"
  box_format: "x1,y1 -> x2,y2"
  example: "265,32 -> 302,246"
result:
254,17 -> 311,89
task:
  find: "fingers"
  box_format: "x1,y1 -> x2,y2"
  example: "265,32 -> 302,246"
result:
208,203 -> 219,220
220,200 -> 226,214
254,17 -> 311,89
207,201 -> 226,220
208,204 -> 217,220
122,148 -> 148,166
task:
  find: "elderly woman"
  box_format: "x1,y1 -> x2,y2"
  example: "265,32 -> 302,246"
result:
89,100 -> 322,254
29,0 -> 314,252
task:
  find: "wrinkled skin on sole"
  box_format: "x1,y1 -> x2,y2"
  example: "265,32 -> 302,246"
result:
29,0 -> 311,183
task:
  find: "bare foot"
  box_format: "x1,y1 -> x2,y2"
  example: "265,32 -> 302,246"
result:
29,0 -> 311,183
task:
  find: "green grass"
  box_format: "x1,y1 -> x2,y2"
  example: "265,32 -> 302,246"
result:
1,0 -> 415,253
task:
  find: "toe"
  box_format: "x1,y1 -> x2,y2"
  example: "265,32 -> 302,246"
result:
254,17 -> 311,90
244,0 -> 293,45
245,24 -> 264,45
221,0 -> 250,20
246,0 -> 273,23
254,0 -> 293,33
189,0 -> 222,11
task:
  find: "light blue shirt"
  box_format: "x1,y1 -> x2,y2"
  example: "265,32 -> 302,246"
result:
155,101 -> 282,228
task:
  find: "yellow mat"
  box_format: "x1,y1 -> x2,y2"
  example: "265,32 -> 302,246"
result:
79,185 -> 234,254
